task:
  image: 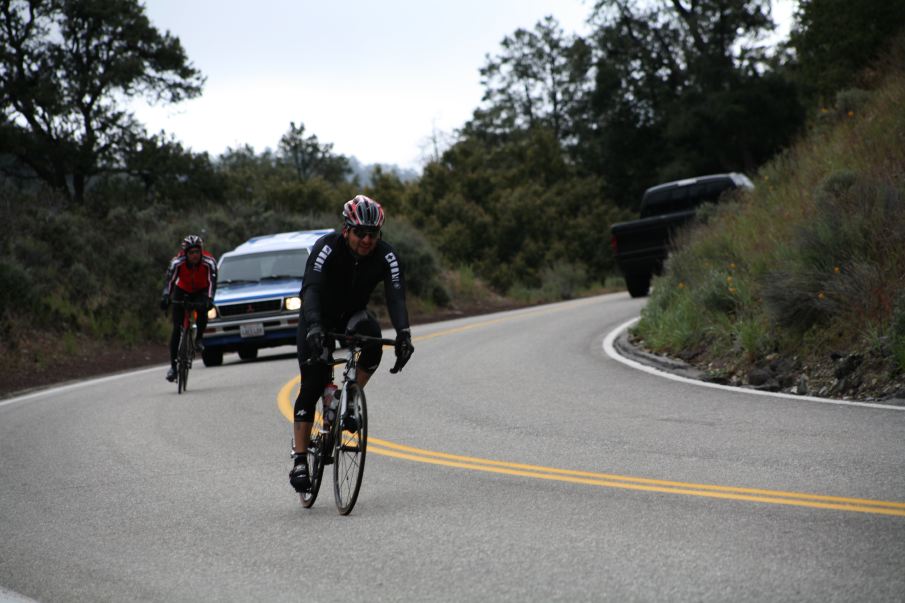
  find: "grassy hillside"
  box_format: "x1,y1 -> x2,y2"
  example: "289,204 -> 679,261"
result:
633,38 -> 905,402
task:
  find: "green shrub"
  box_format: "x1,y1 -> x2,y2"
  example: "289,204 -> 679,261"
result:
450,265 -> 479,300
382,217 -> 448,304
0,258 -> 35,320
540,261 -> 588,300
698,266 -> 741,315
263,178 -> 350,214
636,281 -> 708,352
891,297 -> 905,373
732,316 -> 773,361
763,172 -> 905,333
834,89 -> 873,116
604,275 -> 625,289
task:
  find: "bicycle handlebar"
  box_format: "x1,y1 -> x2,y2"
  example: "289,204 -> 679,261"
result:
171,300 -> 208,309
302,332 -> 404,373
327,333 -> 410,374
325,332 -> 396,347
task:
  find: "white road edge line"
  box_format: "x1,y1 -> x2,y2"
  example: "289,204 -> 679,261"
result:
0,365 -> 167,409
603,316 -> 905,412
0,584 -> 40,602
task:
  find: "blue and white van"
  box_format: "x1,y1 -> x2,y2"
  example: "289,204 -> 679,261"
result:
201,229 -> 332,366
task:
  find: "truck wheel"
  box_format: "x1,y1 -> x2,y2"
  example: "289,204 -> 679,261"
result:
625,273 -> 651,298
238,347 -> 259,361
201,348 -> 224,367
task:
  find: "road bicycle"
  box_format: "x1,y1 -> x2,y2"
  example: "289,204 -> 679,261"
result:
173,300 -> 207,394
299,332 -> 397,515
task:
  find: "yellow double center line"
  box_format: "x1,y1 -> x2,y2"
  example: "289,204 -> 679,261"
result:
277,305 -> 905,517
278,377 -> 905,517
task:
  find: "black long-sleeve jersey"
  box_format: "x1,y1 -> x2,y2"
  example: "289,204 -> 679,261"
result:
300,231 -> 410,333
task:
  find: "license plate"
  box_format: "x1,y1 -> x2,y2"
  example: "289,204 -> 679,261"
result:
240,323 -> 265,338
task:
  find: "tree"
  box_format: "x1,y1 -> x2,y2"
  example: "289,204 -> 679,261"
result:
122,131 -> 222,203
216,144 -> 283,200
278,121 -> 350,184
789,0 -> 905,103
0,0 -> 203,202
590,0 -> 775,94
476,16 -> 593,145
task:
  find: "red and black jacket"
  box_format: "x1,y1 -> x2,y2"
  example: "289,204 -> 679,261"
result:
162,250 -> 218,298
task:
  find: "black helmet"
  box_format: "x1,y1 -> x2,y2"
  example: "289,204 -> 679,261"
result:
342,195 -> 385,229
181,234 -> 203,250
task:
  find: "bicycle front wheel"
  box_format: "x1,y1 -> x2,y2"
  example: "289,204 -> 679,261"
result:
333,383 -> 367,515
177,328 -> 191,394
301,416 -> 327,508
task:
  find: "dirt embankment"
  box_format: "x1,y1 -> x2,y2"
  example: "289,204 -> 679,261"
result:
0,331 -> 168,398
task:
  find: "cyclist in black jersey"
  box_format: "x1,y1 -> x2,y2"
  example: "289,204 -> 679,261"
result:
290,195 -> 414,492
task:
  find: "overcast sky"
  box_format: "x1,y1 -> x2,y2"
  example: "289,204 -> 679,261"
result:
134,1 -> 794,170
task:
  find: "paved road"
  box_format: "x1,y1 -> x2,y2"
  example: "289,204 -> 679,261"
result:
2,293 -> 904,602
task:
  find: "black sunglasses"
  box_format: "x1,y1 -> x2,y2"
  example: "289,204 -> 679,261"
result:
351,226 -> 380,239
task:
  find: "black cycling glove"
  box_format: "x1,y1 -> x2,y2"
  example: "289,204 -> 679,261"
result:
391,330 -> 414,373
306,324 -> 325,361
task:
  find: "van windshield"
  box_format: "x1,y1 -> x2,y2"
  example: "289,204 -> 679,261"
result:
218,250 -> 309,284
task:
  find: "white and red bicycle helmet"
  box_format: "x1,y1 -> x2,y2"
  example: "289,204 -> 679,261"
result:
181,234 -> 204,250
342,195 -> 385,229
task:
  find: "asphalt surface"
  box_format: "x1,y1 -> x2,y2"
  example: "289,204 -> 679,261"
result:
2,293 -> 904,602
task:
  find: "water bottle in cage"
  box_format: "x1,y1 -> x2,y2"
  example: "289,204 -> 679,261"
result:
323,383 -> 339,424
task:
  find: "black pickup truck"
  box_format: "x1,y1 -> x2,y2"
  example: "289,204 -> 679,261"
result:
610,172 -> 754,297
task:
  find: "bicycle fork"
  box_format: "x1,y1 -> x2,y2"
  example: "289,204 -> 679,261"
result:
339,360 -> 358,424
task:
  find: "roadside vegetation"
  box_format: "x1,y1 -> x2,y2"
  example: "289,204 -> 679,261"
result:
634,35 -> 905,401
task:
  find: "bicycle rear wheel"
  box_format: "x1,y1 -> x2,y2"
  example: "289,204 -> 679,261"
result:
301,416 -> 327,508
177,328 -> 191,394
333,383 -> 367,515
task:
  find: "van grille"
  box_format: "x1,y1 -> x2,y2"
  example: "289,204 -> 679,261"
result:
218,299 -> 282,317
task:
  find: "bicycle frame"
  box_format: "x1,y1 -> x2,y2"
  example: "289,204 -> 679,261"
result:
172,300 -> 206,393
325,331 -> 394,398
174,300 -> 206,338
183,305 -> 197,335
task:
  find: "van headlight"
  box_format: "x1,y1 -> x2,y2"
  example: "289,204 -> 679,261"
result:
284,296 -> 301,311
208,307 -> 218,319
